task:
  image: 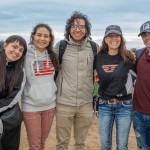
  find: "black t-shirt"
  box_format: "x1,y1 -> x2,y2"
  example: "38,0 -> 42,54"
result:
95,52 -> 133,100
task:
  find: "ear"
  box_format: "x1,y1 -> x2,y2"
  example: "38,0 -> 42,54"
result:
85,29 -> 87,34
3,42 -> 8,49
104,37 -> 108,44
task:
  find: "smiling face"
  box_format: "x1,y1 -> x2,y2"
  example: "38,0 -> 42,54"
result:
70,19 -> 87,44
32,27 -> 51,52
4,41 -> 24,62
141,32 -> 150,51
105,33 -> 121,51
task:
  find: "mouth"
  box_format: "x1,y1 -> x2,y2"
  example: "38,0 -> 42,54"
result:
110,42 -> 119,46
38,42 -> 46,45
146,40 -> 150,44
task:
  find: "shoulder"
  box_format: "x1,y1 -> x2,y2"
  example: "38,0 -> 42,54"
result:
136,47 -> 146,58
96,52 -> 106,60
54,40 -> 68,54
88,40 -> 99,48
136,47 -> 146,53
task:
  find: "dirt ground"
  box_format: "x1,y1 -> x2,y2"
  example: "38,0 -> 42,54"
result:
20,117 -> 137,150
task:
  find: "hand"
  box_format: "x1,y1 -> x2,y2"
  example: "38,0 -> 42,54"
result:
93,110 -> 98,118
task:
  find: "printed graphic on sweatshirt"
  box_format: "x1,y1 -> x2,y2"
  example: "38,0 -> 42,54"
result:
32,60 -> 54,76
102,64 -> 118,73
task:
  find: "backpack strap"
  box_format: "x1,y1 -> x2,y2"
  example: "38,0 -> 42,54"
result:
136,48 -> 146,62
59,40 -> 68,64
89,40 -> 97,70
54,40 -> 67,80
89,40 -> 97,57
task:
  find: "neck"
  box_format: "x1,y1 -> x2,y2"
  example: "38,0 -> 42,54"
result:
108,49 -> 119,55
147,48 -> 150,56
73,39 -> 83,45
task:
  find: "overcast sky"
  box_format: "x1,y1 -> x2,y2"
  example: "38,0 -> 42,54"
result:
0,0 -> 149,49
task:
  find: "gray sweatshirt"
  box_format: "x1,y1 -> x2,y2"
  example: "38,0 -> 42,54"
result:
21,45 -> 57,112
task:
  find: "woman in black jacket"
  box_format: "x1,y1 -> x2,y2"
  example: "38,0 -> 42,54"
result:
0,35 -> 27,150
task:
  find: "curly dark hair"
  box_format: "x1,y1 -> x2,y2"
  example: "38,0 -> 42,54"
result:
99,34 -> 135,64
30,23 -> 59,71
65,11 -> 92,39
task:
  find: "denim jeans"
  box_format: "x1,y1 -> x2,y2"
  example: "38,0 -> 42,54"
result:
98,99 -> 133,150
133,110 -> 150,150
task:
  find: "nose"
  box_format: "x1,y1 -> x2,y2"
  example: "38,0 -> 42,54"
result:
15,48 -> 20,53
15,48 -> 21,55
76,27 -> 80,31
40,36 -> 45,40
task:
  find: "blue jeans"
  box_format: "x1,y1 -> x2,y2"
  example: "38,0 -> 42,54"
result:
98,99 -> 133,150
133,110 -> 150,150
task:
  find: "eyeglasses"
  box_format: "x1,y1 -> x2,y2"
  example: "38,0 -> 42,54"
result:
71,25 -> 86,31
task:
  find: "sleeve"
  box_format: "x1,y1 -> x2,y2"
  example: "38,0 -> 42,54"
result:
0,68 -> 26,112
129,63 -> 136,74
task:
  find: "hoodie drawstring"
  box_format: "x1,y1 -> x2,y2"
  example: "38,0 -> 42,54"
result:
34,50 -> 40,74
33,47 -> 50,74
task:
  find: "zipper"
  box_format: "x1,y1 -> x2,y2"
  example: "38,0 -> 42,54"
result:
76,46 -> 80,106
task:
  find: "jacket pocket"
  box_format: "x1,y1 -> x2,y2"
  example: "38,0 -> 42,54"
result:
26,84 -> 57,106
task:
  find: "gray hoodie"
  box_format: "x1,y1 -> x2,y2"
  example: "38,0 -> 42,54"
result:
22,45 -> 57,112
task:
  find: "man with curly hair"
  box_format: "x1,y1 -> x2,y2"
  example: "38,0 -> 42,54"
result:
54,11 -> 98,150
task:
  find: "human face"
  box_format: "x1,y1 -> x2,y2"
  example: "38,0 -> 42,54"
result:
70,19 -> 87,44
4,41 -> 24,62
105,33 -> 121,51
33,27 -> 51,52
141,32 -> 150,51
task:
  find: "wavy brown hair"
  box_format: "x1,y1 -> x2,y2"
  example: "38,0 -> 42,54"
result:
99,35 -> 135,64
0,35 -> 27,94
30,23 -> 59,71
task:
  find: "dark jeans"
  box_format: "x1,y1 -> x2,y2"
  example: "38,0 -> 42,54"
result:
0,125 -> 21,150
133,110 -> 150,150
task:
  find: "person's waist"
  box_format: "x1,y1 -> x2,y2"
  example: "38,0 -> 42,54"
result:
101,94 -> 132,101
99,98 -> 131,104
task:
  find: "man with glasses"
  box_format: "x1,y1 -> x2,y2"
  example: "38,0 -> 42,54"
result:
54,11 -> 98,150
133,21 -> 150,150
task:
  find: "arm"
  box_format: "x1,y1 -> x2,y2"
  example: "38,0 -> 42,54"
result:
0,68 -> 26,112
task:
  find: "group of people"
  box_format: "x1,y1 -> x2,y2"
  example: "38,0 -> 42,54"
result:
0,11 -> 150,150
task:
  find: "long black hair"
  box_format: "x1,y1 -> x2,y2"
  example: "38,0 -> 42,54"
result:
65,11 -> 92,39
30,23 -> 59,71
0,35 -> 27,93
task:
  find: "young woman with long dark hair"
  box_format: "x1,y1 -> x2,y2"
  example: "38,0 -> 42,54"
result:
0,35 -> 27,150
22,23 -> 59,150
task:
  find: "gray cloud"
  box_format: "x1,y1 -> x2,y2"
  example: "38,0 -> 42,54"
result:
0,0 -> 149,49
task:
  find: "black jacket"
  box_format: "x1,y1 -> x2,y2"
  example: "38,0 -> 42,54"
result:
0,55 -> 25,113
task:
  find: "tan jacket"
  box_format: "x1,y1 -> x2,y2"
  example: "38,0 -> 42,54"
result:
54,37 -> 98,106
